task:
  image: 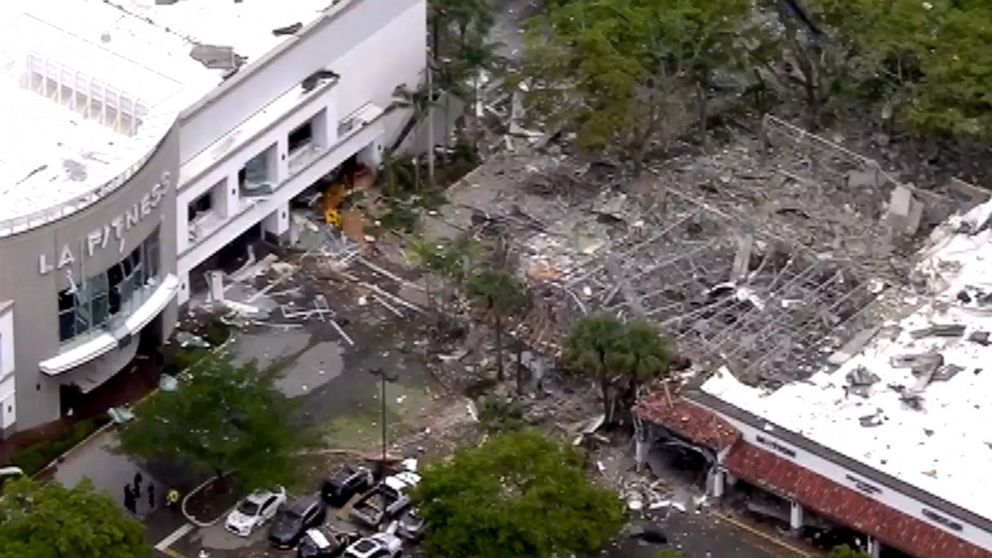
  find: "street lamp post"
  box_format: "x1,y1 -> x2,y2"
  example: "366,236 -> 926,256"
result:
370,368 -> 398,480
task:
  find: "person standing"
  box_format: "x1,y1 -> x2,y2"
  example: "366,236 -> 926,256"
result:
147,483 -> 156,510
123,485 -> 136,515
166,487 -> 180,512
133,471 -> 143,499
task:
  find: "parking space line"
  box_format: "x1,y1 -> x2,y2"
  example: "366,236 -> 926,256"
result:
154,523 -> 194,552
711,510 -> 812,557
158,547 -> 190,558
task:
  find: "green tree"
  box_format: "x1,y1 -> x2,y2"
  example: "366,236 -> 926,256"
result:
564,315 -> 671,422
787,0 -> 992,140
0,477 -> 150,558
908,2 -> 992,142
830,545 -> 873,558
469,269 -> 523,382
564,313 -> 625,420
391,81 -> 438,189
519,0 -> 765,173
613,320 -> 672,404
412,430 -> 624,558
119,353 -> 316,491
654,551 -> 685,558
408,234 -> 479,331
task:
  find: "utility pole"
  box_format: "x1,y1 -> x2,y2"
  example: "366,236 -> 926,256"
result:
380,370 -> 387,476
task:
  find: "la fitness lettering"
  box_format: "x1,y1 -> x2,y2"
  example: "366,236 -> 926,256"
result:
38,173 -> 170,275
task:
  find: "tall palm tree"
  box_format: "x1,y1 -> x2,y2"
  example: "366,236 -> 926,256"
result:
469,269 -> 523,382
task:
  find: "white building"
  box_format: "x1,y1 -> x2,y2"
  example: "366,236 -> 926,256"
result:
637,200 -> 992,558
0,0 -> 426,435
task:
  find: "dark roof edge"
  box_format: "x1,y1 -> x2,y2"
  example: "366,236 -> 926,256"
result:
686,389 -> 992,533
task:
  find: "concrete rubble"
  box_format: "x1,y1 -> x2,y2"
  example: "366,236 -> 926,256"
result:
425,113 -> 985,388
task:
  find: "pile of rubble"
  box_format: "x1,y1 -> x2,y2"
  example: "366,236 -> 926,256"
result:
424,114 -> 986,387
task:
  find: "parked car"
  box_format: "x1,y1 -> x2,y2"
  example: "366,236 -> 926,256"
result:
225,486 -> 287,537
321,465 -> 374,506
298,525 -> 360,558
269,493 -> 327,549
350,471 -> 420,528
396,507 -> 425,542
344,533 -> 402,558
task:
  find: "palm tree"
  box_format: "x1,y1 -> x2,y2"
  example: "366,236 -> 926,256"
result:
564,314 -> 625,421
614,321 -> 671,406
564,315 -> 671,422
469,269 -> 523,382
391,81 -> 438,188
407,235 -> 441,314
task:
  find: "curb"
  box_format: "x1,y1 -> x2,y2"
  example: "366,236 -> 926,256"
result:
181,473 -> 236,528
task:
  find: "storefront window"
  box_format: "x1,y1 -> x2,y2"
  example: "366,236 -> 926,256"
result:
56,228 -> 162,345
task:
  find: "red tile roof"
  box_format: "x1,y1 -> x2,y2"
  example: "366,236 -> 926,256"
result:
635,390 -> 741,451
725,442 -> 992,558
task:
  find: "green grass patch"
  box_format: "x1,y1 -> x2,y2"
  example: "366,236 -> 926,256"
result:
322,383 -> 432,450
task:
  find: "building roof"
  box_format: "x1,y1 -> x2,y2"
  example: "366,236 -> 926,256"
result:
0,0 -> 341,236
635,388 -> 741,452
700,198 -> 992,526
726,442 -> 992,558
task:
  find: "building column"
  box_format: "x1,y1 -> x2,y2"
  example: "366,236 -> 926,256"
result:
218,176 -> 239,218
262,203 -> 291,245
275,138 -> 289,183
866,536 -> 881,558
634,423 -> 649,472
177,267 -> 191,306
789,500 -> 804,531
357,138 -> 384,170
710,467 -> 726,499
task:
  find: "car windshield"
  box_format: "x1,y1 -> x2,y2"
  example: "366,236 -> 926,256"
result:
281,509 -> 303,521
237,501 -> 260,516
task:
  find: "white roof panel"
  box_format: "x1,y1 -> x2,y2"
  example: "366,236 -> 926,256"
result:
702,199 -> 992,523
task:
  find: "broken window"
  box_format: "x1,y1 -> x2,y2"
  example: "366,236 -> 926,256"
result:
188,191 -> 213,222
288,120 -> 314,154
55,230 -> 161,345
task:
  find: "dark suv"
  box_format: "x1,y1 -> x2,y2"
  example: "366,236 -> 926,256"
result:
269,493 -> 327,549
321,465 -> 373,506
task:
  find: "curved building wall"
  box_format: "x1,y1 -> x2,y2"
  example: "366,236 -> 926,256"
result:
0,126 -> 179,432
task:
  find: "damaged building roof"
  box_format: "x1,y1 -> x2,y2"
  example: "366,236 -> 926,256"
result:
701,198 -> 992,525
0,0 -> 343,235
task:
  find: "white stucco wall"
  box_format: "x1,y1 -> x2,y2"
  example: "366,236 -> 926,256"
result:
178,0 -> 425,164
0,303 -> 15,429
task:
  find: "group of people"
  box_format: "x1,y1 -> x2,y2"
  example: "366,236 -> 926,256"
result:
122,472 -> 151,515
122,471 -> 181,515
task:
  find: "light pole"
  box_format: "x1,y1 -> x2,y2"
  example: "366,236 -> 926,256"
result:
370,368 -> 398,479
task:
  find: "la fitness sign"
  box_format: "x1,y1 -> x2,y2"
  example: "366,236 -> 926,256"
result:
38,172 -> 171,275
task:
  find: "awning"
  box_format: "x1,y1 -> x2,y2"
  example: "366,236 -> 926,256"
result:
40,273 -> 179,375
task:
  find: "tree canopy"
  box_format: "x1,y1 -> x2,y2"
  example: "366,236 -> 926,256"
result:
519,0 -> 765,172
412,430 -> 624,558
0,477 -> 150,558
118,352 -> 316,490
564,314 -> 670,421
783,0 -> 992,140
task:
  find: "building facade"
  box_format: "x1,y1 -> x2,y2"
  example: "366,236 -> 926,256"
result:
0,0 -> 426,436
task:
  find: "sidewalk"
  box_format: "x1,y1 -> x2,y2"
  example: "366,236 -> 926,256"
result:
48,427 -> 200,554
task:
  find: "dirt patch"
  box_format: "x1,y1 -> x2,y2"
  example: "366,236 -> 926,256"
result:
184,476 -> 242,524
